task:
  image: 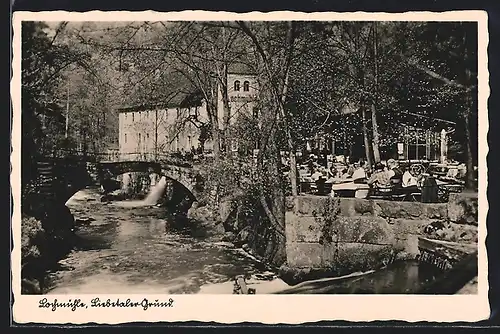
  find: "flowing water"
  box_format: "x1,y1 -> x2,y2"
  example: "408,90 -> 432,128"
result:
45,188 -> 280,294
44,187 -> 450,295
142,176 -> 168,206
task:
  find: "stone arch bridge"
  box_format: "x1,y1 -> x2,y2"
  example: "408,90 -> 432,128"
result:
27,157 -> 206,211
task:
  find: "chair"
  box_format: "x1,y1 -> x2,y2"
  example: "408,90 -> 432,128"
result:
391,192 -> 408,201
437,186 -> 450,203
409,191 -> 422,202
389,178 -> 407,201
315,177 -> 329,196
300,181 -> 313,194
369,183 -> 394,200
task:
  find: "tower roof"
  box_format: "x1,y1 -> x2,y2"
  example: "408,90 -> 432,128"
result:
227,61 -> 256,75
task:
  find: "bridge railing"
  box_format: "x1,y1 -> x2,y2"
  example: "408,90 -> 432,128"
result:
116,152 -> 217,168
42,149 -> 258,171
39,148 -> 119,162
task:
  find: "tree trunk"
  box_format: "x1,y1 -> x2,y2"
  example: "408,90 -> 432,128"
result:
463,111 -> 474,189
463,89 -> 475,190
235,21 -> 292,265
208,101 -> 221,161
237,20 -> 298,199
362,107 -> 373,169
280,64 -> 298,199
462,24 -> 475,190
371,22 -> 381,164
267,134 -> 287,265
371,103 -> 381,163
256,116 -> 286,266
220,64 -> 232,155
281,22 -> 299,200
155,109 -> 158,160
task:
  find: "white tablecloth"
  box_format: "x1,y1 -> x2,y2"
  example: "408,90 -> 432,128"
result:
330,182 -> 370,191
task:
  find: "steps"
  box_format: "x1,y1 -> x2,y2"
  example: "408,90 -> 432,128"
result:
35,161 -> 57,198
34,159 -> 83,200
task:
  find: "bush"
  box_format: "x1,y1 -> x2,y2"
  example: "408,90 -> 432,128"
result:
21,215 -> 47,265
200,157 -> 285,262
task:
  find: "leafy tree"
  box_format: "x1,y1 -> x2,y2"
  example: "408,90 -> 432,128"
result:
395,22 -> 478,188
21,21 -> 92,198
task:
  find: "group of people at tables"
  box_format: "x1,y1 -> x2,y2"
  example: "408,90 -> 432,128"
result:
298,157 -> 456,201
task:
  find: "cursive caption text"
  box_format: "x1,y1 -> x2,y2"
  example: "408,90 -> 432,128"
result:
38,297 -> 175,312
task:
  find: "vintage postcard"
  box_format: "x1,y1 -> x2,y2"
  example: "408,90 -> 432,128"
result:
11,10 -> 490,324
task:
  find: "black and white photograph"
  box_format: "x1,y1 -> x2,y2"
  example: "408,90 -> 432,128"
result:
11,10 -> 489,323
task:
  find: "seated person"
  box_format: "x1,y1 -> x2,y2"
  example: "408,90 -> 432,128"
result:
327,166 -> 337,178
457,163 -> 467,179
315,176 -> 327,194
346,164 -> 356,177
311,168 -> 324,182
446,167 -> 459,179
387,159 -> 403,180
367,163 -> 392,188
351,162 -> 367,182
307,159 -> 315,174
402,169 -> 419,189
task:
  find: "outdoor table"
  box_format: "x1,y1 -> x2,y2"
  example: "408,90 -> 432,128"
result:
435,179 -> 450,186
330,181 -> 370,198
299,181 -> 316,194
435,179 -> 464,194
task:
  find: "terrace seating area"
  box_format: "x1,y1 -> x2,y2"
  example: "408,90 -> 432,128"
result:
293,156 -> 469,204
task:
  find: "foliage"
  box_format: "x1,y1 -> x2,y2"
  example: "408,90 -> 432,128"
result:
317,196 -> 341,246
21,215 -> 46,264
21,22 -> 115,201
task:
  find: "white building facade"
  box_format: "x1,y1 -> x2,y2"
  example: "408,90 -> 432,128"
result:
118,94 -> 209,161
118,71 -> 259,161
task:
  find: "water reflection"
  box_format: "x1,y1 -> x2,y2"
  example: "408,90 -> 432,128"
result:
275,260 -> 443,294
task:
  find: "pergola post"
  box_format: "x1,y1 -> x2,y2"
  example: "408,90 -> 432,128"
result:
426,129 -> 431,160
440,129 -> 448,164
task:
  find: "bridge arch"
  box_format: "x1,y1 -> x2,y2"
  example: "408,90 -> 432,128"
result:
160,165 -> 204,202
96,161 -> 162,181
31,158 -> 205,209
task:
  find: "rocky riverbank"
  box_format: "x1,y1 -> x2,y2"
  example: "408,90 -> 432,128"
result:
186,195 -> 275,263
21,204 -> 77,294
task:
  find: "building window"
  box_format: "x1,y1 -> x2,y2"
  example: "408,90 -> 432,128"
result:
124,113 -> 127,120
146,133 -> 149,141
234,80 -> 241,91
132,113 -> 135,122
124,133 -> 127,143
243,81 -> 250,92
252,107 -> 259,119
189,107 -> 198,118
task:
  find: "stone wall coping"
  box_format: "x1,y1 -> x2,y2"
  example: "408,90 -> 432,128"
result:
287,195 -> 450,220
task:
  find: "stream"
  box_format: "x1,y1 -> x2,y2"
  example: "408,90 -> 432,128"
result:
44,188 -> 454,295
45,188 -> 284,294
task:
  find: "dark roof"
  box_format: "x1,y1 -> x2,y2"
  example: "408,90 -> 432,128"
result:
117,90 -> 203,113
227,61 -> 256,75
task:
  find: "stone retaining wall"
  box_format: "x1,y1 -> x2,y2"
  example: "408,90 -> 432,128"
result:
285,193 -> 478,271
